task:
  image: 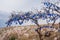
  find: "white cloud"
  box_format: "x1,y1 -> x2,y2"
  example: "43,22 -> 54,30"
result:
0,0 -> 26,12
0,0 -> 43,12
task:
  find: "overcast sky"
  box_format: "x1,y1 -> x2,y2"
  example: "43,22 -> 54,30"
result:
0,0 -> 43,12
0,0 -> 60,27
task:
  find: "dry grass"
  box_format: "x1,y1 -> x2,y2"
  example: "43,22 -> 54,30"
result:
0,24 -> 60,40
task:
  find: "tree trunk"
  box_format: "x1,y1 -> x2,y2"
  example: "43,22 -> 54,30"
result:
52,20 -> 56,27
59,22 -> 60,28
34,20 -> 43,40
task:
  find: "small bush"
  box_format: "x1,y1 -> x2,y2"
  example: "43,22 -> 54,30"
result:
9,35 -> 16,40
